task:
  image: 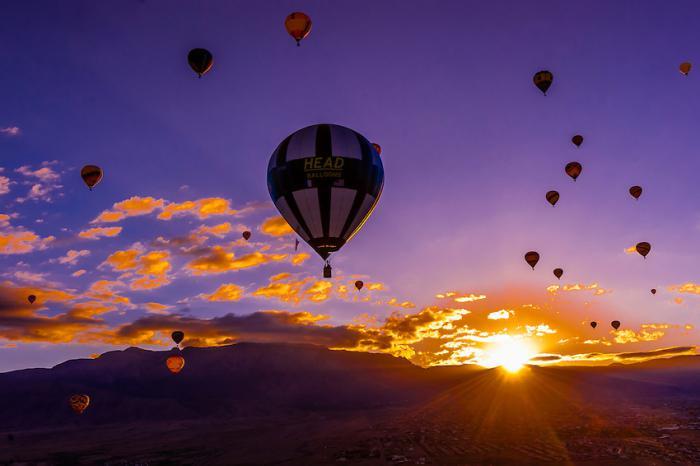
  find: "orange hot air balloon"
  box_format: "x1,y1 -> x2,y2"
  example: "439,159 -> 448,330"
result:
372,143 -> 382,156
27,294 -> 36,304
571,135 -> 583,147
533,70 -> 553,95
166,355 -> 185,374
69,394 -> 90,415
553,268 -> 563,280
650,288 -> 657,295
565,162 -> 582,181
524,251 -> 540,269
635,242 -> 651,258
611,320 -> 621,330
354,280 -> 364,291
285,12 -> 312,46
187,48 -> 213,78
545,190 -> 559,206
81,165 -> 103,190
679,62 -> 692,76
242,231 -> 251,241
590,321 -> 598,329
629,186 -> 642,200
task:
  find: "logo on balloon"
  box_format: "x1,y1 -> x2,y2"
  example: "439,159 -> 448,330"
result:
303,156 -> 344,179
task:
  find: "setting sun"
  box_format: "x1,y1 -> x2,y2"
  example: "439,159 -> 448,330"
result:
482,338 -> 537,373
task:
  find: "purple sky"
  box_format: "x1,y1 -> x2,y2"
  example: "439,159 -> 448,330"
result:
0,1 -> 698,372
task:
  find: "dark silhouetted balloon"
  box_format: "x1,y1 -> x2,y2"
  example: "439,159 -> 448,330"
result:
590,321 -> 598,329
69,394 -> 90,415
355,280 -> 364,291
629,186 -> 642,200
565,162 -> 582,181
553,268 -> 563,280
242,231 -> 251,241
294,238 -> 299,251
524,251 -> 540,269
285,12 -> 312,46
188,48 -> 213,78
171,331 -> 184,345
611,320 -> 621,330
81,165 -> 103,190
166,355 -> 185,374
571,135 -> 583,147
635,242 -> 651,258
546,190 -> 559,206
267,124 -> 384,277
680,62 -> 692,76
650,288 -> 657,295
533,70 -> 553,95
27,294 -> 36,304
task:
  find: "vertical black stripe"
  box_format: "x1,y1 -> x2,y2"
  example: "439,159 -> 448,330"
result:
316,125 -> 332,238
338,131 -> 371,239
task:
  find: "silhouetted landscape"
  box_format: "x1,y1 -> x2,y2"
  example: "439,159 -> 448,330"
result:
1,343 -> 699,465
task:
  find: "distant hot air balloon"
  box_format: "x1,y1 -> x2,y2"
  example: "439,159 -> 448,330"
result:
524,251 -> 540,270
69,394 -> 90,415
187,48 -> 213,78
590,321 -> 598,329
372,143 -> 382,156
242,231 -> 251,241
553,268 -> 563,280
355,280 -> 364,291
629,186 -> 642,200
611,320 -> 621,330
680,62 -> 692,76
267,124 -> 384,277
546,190 -> 560,207
171,331 -> 184,346
533,70 -> 553,95
166,355 -> 185,374
571,135 -> 584,147
81,165 -> 103,191
294,238 -> 300,251
565,162 -> 582,181
650,288 -> 657,295
285,12 -> 312,46
635,242 -> 651,258
27,295 -> 36,304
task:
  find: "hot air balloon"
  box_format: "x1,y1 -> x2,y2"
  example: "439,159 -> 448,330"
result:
355,280 -> 364,291
69,394 -> 90,415
546,190 -> 559,207
372,143 -> 382,156
680,62 -> 692,76
187,48 -> 213,78
590,321 -> 598,329
81,165 -> 103,191
565,162 -> 582,181
242,231 -> 251,241
524,251 -> 540,270
285,12 -> 312,46
571,135 -> 583,147
27,295 -> 36,304
267,124 -> 384,277
533,70 -> 553,95
294,238 -> 300,251
553,268 -> 563,280
171,331 -> 184,346
166,355 -> 185,374
629,186 -> 642,200
611,320 -> 621,330
650,288 -> 657,295
635,242 -> 651,258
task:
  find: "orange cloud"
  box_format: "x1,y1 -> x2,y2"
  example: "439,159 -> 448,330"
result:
0,217 -> 55,254
143,302 -> 171,314
78,227 -> 122,240
92,196 -> 165,223
547,283 -> 611,296
487,309 -> 514,320
57,249 -> 90,265
260,216 -> 293,236
194,222 -> 235,238
103,249 -> 171,291
203,283 -> 245,302
669,282 -> 700,295
186,247 -> 287,274
291,253 -> 310,266
158,198 -> 236,220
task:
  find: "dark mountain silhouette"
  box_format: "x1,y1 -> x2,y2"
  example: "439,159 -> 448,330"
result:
1,344 -> 699,465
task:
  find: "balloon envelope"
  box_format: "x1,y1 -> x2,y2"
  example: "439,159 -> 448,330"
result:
611,320 -> 621,330
571,135 -> 583,147
81,165 -> 103,190
188,48 -> 213,77
629,186 -> 642,199
171,331 -> 184,345
650,288 -> 657,295
565,162 -> 582,181
545,190 -> 559,206
553,268 -> 563,279
69,394 -> 90,415
355,280 -> 364,291
242,231 -> 251,241
590,321 -> 597,329
635,242 -> 651,258
166,355 -> 185,374
533,70 -> 553,95
524,251 -> 540,269
285,12 -> 312,45
267,124 -> 384,268
27,294 -> 36,304
680,62 -> 692,75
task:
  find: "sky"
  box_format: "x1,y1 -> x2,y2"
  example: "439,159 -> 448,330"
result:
0,0 -> 698,372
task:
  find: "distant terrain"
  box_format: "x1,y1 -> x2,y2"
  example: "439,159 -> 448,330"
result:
1,343 -> 699,465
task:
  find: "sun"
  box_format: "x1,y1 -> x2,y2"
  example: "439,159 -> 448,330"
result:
483,338 -> 537,374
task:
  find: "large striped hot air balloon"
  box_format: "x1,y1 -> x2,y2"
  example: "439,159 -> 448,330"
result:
267,124 -> 384,277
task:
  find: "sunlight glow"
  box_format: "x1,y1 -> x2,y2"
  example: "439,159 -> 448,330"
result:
482,338 -> 537,373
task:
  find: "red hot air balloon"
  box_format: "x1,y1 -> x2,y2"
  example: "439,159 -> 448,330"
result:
565,162 -> 582,181
166,355 -> 185,374
650,288 -> 657,295
355,280 -> 364,291
285,12 -> 312,46
546,190 -> 559,207
242,231 -> 251,241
